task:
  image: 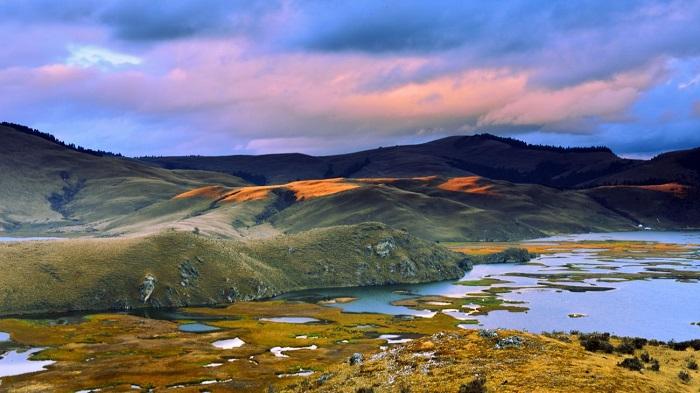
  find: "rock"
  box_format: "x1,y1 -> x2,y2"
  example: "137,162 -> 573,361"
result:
316,373 -> 333,385
395,258 -> 418,277
374,238 -> 396,258
349,352 -> 364,365
179,260 -> 199,287
478,329 -> 498,339
495,335 -> 523,349
139,274 -> 156,303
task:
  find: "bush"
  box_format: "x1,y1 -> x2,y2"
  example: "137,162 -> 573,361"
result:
648,359 -> 660,371
579,333 -> 614,353
357,388 -> 375,393
687,358 -> 698,370
615,340 -> 635,355
640,352 -> 650,362
678,370 -> 691,383
669,339 -> 700,351
459,376 -> 487,393
617,357 -> 643,371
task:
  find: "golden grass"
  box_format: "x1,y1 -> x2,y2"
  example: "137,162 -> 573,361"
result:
221,185 -> 275,202
174,178 -> 362,203
437,176 -> 495,195
281,330 -> 700,393
597,182 -> 690,198
172,185 -> 227,199
1,300 -> 697,392
447,240 -> 698,259
353,176 -> 438,183
286,179 -> 360,200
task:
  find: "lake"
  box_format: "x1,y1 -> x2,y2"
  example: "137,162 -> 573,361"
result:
280,231 -> 700,341
0,237 -> 60,242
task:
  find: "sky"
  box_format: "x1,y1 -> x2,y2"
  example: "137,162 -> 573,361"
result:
1,1 -> 700,157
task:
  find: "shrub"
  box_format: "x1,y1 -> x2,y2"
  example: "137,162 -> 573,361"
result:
459,376 -> 487,393
669,339 -> 700,351
615,340 -> 635,355
640,352 -> 650,362
648,359 -> 660,371
579,333 -> 614,353
678,370 -> 691,383
357,388 -> 375,393
688,358 -> 698,370
617,357 -> 643,371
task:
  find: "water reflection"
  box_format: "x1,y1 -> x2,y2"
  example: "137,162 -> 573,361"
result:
280,232 -> 700,341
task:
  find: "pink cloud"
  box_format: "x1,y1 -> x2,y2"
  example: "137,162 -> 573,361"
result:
0,37 -> 674,153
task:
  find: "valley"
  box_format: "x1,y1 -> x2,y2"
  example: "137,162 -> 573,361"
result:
1,123 -> 699,392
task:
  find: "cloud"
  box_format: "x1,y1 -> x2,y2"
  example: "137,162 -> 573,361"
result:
1,1 -> 700,155
0,0 -> 278,42
66,45 -> 141,69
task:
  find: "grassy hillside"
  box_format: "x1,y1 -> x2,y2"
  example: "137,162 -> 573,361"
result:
280,330 -> 700,393
270,177 -> 638,241
0,124 -> 248,234
2,123 -> 698,241
0,223 -> 466,316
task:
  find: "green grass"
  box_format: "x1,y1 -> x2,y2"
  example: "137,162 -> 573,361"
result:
0,222 -> 465,316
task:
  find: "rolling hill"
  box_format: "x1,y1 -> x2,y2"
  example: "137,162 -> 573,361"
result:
0,123 -> 248,234
2,122 -> 699,240
1,122 -> 699,315
142,134 -> 646,187
0,222 -> 466,315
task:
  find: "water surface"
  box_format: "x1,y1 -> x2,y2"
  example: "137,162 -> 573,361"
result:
281,231 -> 700,341
0,237 -> 60,242
179,323 -> 220,333
0,348 -> 55,377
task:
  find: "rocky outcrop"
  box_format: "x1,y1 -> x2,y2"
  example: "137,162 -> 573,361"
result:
139,274 -> 156,303
374,237 -> 396,257
467,247 -> 535,264
349,353 -> 364,365
179,260 -> 199,287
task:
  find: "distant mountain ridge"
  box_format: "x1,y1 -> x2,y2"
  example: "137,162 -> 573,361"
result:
141,133 -> 699,188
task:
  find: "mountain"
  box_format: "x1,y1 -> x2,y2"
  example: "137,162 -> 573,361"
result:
1,122 -> 699,241
1,122 -> 699,315
0,123 -> 248,234
583,147 -> 700,187
142,134 -> 645,187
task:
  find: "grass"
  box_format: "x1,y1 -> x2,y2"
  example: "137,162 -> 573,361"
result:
278,328 -> 700,393
447,240 -> 698,259
1,302 -> 698,392
0,222 -> 465,316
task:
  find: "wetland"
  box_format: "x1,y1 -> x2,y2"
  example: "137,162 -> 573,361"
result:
0,231 -> 698,392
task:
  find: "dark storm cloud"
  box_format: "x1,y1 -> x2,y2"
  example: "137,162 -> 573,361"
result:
0,0 -> 275,42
